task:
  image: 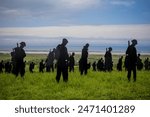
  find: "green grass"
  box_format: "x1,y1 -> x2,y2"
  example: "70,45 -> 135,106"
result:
0,53 -> 150,100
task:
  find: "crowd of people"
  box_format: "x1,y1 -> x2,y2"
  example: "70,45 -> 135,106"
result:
0,39 -> 150,82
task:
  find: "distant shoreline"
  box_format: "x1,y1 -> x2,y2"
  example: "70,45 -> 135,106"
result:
0,50 -> 150,55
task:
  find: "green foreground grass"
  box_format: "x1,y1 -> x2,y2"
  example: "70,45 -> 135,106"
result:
0,53 -> 150,100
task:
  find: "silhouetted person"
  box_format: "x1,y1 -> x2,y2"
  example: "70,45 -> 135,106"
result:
39,60 -> 45,73
69,52 -> 75,72
79,43 -> 89,75
105,47 -> 113,71
46,48 -> 55,72
56,38 -> 69,82
144,58 -> 149,70
126,39 -> 138,82
92,61 -> 96,71
29,62 -> 35,73
5,61 -> 12,73
137,54 -> 143,70
97,58 -> 105,71
11,42 -> 26,77
0,60 -> 4,73
117,56 -> 123,71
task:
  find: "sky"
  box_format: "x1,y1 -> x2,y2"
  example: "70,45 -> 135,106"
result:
0,0 -> 150,26
0,0 -> 150,52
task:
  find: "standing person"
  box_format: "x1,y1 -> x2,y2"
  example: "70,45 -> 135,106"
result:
104,47 -> 113,71
144,58 -> 149,70
79,43 -> 89,75
137,54 -> 143,70
69,52 -> 75,72
39,60 -> 45,73
117,56 -> 123,71
29,62 -> 35,73
92,61 -> 96,71
11,42 -> 26,77
46,48 -> 55,72
126,39 -> 138,82
55,38 -> 69,82
97,58 -> 104,71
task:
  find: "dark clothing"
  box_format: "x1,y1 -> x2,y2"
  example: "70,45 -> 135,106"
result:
104,51 -> 112,71
56,44 -> 69,82
5,62 -> 12,73
39,61 -> 45,73
69,55 -> 75,72
29,62 -> 35,73
12,47 -> 26,77
126,45 -> 137,81
0,61 -> 4,73
92,62 -> 96,71
97,59 -> 104,71
137,56 -> 143,70
117,57 -> 123,71
124,56 -> 129,71
46,51 -> 55,72
80,46 -> 88,75
144,58 -> 149,70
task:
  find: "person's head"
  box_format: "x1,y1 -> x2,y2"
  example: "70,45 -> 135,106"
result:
20,42 -> 26,48
72,52 -> 75,56
138,53 -> 140,57
62,38 -> 68,46
108,47 -> 112,52
131,39 -> 137,46
85,43 -> 89,48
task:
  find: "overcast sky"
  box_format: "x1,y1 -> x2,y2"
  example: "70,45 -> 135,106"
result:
0,0 -> 150,45
0,0 -> 150,26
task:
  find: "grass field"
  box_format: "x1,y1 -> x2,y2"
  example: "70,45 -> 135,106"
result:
0,53 -> 150,100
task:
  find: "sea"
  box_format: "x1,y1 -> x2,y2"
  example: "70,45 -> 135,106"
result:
0,36 -> 150,55
0,43 -> 150,55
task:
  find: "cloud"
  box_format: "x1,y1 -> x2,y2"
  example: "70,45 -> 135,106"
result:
110,0 -> 135,7
0,0 -> 101,18
0,24 -> 150,39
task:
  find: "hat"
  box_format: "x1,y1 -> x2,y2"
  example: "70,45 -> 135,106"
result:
20,42 -> 26,47
131,39 -> 137,44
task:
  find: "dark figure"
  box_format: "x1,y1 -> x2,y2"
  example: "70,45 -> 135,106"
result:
126,39 -> 138,82
137,54 -> 143,70
69,52 -> 75,72
29,62 -> 35,73
0,60 -> 4,73
117,56 -> 123,71
79,43 -> 89,75
39,60 -> 45,73
144,58 -> 149,70
92,61 -> 96,71
124,55 -> 129,71
46,48 -> 55,72
56,38 -> 69,82
104,47 -> 113,71
5,61 -> 12,73
97,58 -> 105,71
11,42 -> 26,77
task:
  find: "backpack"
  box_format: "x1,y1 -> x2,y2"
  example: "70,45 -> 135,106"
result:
55,44 -> 61,60
11,47 -> 22,61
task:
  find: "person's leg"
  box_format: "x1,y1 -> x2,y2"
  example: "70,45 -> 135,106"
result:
127,68 -> 131,81
133,66 -> 136,82
56,66 -> 61,83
